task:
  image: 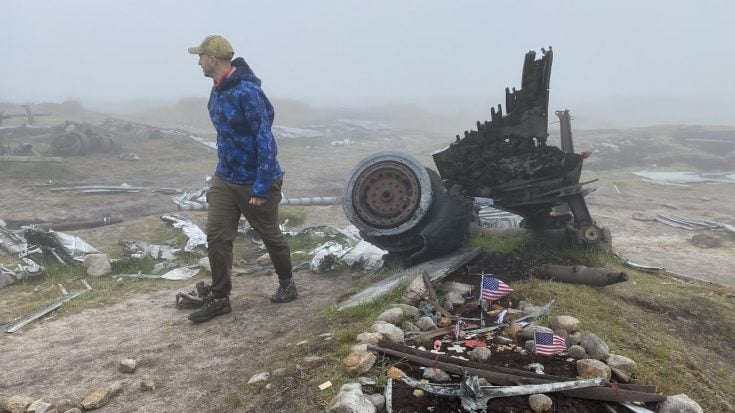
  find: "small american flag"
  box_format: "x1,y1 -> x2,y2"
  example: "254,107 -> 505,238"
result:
534,331 -> 567,356
480,274 -> 513,302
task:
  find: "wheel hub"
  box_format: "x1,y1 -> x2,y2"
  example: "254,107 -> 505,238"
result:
351,161 -> 421,228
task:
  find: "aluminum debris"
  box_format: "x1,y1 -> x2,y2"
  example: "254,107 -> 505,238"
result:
399,374 -> 603,412
337,247 -> 481,310
633,171 -> 735,185
160,215 -> 207,252
655,214 -> 726,231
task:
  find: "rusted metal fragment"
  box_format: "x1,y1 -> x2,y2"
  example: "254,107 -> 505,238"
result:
432,48 -> 608,246
369,342 -> 666,403
538,264 -> 628,286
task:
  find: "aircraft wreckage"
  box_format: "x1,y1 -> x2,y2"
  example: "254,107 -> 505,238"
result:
343,47 -> 609,264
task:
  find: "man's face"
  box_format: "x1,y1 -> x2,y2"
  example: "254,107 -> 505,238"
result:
198,53 -> 216,78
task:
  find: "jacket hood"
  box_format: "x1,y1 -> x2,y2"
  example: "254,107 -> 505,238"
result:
219,57 -> 261,89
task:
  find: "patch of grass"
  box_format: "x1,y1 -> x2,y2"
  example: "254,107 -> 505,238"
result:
279,207 -> 307,226
469,230 -> 531,254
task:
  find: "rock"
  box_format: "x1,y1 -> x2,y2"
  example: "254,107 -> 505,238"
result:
84,254 -> 112,277
327,383 -> 376,413
198,257 -> 211,272
549,316 -> 580,332
0,272 -> 17,289
119,358 -> 137,373
401,321 -> 420,332
528,393 -> 553,413
605,353 -> 637,375
80,381 -> 123,410
256,253 -> 272,265
438,281 -> 473,295
304,355 -> 323,363
415,316 -> 437,331
423,367 -> 451,382
356,332 -> 383,345
387,367 -> 406,379
443,300 -> 454,312
436,317 -> 452,328
2,396 -> 33,413
64,409 -> 82,413
691,233 -> 721,248
371,322 -> 404,342
377,308 -> 404,325
365,393 -> 385,411
525,339 -> 535,353
478,378 -> 490,386
520,325 -> 554,341
271,368 -> 287,377
247,372 -> 270,384
567,331 -> 583,346
389,304 -> 419,317
413,390 -> 424,398
579,333 -> 609,360
445,291 -> 465,305
468,347 -> 492,362
351,344 -> 368,352
27,398 -> 52,413
139,376 -> 156,391
568,345 -> 587,359
53,399 -> 78,412
658,394 -> 704,413
344,352 -> 377,374
357,376 -> 376,386
493,336 -> 513,345
402,275 -> 428,305
576,359 -> 611,380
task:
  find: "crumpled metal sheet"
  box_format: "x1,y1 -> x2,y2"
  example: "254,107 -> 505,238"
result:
160,214 -> 207,252
161,267 -> 200,280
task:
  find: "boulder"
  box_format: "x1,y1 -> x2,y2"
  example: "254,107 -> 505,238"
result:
388,304 -> 419,317
377,308 -> 404,325
327,383 -> 376,413
343,352 -> 377,374
576,359 -> 611,380
528,393 -> 553,413
549,316 -> 580,332
80,381 -> 123,410
658,394 -> 704,413
579,333 -> 609,360
468,347 -> 492,362
371,322 -> 404,342
356,332 -> 383,345
84,254 -> 111,277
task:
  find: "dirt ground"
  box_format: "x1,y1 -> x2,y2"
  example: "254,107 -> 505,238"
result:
1,111 -> 733,411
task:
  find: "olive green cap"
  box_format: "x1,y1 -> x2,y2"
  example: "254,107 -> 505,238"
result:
188,35 -> 234,59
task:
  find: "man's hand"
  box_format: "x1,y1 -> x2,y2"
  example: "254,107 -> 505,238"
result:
249,196 -> 266,206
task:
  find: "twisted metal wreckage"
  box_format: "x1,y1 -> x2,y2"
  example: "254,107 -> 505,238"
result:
342,47 -> 609,265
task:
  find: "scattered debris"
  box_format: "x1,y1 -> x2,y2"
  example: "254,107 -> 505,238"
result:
50,121 -> 120,156
5,290 -> 81,333
337,247 -> 481,310
160,214 -> 207,252
537,264 -> 628,286
633,170 -> 735,185
0,155 -> 63,163
119,152 -> 140,161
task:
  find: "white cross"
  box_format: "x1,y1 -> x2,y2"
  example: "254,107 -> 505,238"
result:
448,344 -> 466,353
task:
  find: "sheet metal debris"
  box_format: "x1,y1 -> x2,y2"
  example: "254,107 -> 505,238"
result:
5,290 -> 81,333
399,374 -> 602,412
655,214 -> 726,231
633,171 -> 735,185
160,214 -> 207,252
337,247 -> 481,310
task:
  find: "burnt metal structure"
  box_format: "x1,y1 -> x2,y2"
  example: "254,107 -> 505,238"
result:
342,151 -> 472,264
343,48 -> 608,263
432,47 -> 606,244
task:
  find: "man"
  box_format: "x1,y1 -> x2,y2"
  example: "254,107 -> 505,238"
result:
187,35 -> 297,323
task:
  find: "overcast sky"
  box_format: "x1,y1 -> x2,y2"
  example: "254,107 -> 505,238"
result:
2,1 -> 734,126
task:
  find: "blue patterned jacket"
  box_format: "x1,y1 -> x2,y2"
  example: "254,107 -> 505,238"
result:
208,57 -> 283,199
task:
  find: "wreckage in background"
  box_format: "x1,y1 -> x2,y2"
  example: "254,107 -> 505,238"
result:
343,47 -> 609,263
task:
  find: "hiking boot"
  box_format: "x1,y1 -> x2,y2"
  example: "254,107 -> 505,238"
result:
188,294 -> 231,323
271,279 -> 298,303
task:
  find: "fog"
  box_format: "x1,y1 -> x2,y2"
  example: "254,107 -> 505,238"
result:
2,0 -> 734,127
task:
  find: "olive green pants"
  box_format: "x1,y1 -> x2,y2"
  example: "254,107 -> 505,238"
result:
206,175 -> 292,297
